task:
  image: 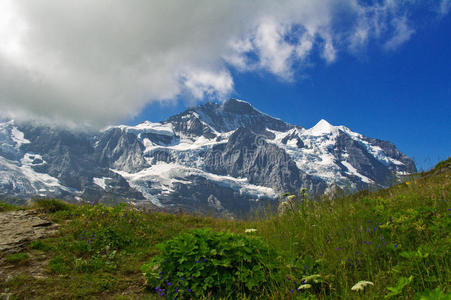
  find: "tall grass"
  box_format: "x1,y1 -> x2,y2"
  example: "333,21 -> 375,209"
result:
249,158 -> 451,298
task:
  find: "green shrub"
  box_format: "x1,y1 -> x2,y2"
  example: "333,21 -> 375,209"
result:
5,253 -> 29,264
141,228 -> 282,299
32,198 -> 72,213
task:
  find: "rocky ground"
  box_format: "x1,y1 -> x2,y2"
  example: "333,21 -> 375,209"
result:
0,210 -> 59,299
0,210 -> 59,254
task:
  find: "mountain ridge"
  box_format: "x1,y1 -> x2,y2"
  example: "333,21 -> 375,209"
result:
0,98 -> 416,217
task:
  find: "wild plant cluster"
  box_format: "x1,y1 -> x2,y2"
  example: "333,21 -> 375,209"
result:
141,228 -> 281,298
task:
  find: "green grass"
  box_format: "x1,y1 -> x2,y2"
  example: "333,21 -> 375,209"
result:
31,198 -> 73,213
5,253 -> 29,264
0,158 -> 450,299
0,200 -> 22,212
30,240 -> 54,252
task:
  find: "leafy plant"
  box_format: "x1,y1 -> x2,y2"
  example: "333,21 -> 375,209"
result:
385,275 -> 413,298
415,288 -> 451,300
141,228 -> 282,299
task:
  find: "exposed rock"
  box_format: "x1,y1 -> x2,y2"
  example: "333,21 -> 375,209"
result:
203,127 -> 325,194
0,210 -> 59,255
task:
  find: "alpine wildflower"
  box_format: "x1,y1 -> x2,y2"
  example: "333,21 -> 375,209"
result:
298,283 -> 312,290
351,280 -> 374,292
245,228 -> 257,233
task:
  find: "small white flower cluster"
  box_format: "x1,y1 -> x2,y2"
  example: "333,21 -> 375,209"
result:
297,274 -> 321,291
298,283 -> 312,290
244,228 -> 257,233
351,280 -> 374,292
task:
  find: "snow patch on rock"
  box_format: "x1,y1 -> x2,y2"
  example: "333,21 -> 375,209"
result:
93,177 -> 111,190
112,162 -> 276,206
107,121 -> 175,137
341,161 -> 373,183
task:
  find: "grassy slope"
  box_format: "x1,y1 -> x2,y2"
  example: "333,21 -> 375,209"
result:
0,158 -> 450,299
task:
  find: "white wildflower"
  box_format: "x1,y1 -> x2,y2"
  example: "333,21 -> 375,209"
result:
351,280 -> 374,292
298,283 -> 312,290
245,228 -> 257,233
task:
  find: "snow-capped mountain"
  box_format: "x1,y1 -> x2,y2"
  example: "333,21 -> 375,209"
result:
0,99 -> 416,216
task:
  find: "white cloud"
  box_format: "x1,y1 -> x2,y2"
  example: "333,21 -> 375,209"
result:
254,19 -> 295,79
439,0 -> 451,16
0,0 -> 439,127
224,39 -> 254,71
295,34 -> 314,61
384,16 -> 415,50
182,69 -> 233,100
322,35 -> 336,63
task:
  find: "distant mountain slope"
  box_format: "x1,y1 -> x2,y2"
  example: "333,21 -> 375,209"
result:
0,99 -> 416,216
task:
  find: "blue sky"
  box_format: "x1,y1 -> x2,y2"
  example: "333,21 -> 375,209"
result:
131,4 -> 451,171
1,1 -> 450,170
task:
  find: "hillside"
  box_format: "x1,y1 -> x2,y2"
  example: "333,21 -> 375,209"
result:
0,158 -> 449,299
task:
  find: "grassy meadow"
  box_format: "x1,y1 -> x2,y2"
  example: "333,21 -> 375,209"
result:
0,158 -> 450,299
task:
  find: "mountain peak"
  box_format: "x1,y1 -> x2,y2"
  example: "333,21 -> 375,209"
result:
309,119 -> 335,135
221,98 -> 256,114
165,98 -> 292,134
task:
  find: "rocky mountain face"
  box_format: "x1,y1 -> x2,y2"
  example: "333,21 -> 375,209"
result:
0,99 -> 416,217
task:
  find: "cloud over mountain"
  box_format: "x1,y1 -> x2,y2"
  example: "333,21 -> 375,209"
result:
0,0 -> 448,127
